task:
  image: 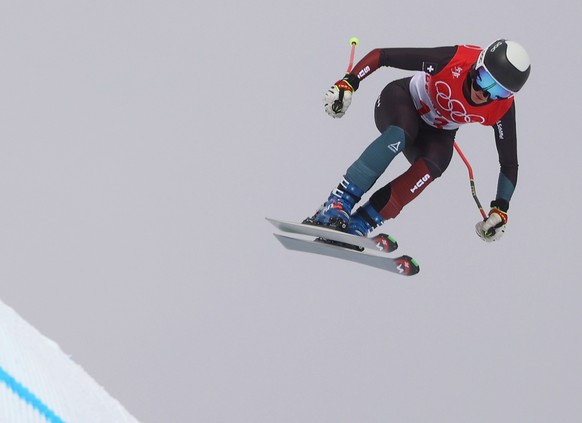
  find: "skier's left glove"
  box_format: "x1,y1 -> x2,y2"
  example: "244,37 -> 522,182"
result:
475,200 -> 509,242
323,74 -> 359,118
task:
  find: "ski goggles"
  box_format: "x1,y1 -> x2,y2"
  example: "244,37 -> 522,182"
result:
472,66 -> 514,100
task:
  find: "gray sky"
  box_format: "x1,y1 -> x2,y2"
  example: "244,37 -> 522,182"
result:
1,1 -> 581,422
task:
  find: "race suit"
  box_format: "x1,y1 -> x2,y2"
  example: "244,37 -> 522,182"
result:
345,45 -> 518,218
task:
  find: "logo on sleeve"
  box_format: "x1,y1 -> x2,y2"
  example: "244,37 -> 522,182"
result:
357,66 -> 371,79
496,121 -> 505,139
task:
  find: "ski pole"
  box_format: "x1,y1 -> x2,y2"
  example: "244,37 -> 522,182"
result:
333,37 -> 360,113
453,142 -> 487,220
346,37 -> 360,73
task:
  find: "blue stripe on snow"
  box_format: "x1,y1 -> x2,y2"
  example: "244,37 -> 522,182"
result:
0,365 -> 65,423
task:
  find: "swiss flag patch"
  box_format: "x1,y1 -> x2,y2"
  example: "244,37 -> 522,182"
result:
422,62 -> 438,75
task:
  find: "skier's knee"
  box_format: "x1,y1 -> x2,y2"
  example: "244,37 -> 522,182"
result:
346,125 -> 408,192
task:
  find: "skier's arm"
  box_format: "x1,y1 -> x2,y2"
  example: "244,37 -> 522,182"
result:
324,46 -> 458,118
475,104 -> 518,242
349,46 -> 458,88
492,103 -> 519,210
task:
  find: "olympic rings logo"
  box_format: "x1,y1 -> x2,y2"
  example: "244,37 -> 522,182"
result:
433,81 -> 485,124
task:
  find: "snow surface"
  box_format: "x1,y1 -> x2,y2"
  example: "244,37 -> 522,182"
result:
0,299 -> 139,423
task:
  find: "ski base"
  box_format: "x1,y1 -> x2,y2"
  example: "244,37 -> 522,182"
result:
274,233 -> 420,276
266,217 -> 397,253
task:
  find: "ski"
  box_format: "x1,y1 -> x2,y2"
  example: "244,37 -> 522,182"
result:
273,233 -> 420,276
265,217 -> 397,253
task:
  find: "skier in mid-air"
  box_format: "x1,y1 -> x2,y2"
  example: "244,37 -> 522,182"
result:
303,39 -> 531,243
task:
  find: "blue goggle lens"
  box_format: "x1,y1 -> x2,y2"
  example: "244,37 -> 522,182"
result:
474,66 -> 514,100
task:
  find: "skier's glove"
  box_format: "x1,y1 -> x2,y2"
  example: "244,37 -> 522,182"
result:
475,200 -> 509,242
324,74 -> 359,118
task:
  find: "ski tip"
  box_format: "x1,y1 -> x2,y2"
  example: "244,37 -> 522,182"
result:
396,255 -> 420,276
371,233 -> 398,253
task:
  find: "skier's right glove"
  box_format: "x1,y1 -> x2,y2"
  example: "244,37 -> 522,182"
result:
475,200 -> 509,242
323,74 -> 360,118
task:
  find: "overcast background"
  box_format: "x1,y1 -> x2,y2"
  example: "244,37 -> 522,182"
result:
1,1 -> 581,422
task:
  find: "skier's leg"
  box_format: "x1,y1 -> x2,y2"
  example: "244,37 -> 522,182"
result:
304,78 -> 419,231
347,158 -> 433,235
345,125 -> 407,193
345,77 -> 421,191
348,127 -> 456,236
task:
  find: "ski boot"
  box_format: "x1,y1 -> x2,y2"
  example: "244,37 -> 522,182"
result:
303,176 -> 364,231
347,202 -> 385,237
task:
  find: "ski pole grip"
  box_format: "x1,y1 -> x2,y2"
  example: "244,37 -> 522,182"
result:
332,90 -> 345,113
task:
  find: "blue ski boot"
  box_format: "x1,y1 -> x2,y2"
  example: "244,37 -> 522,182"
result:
303,176 -> 364,231
347,202 -> 385,237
